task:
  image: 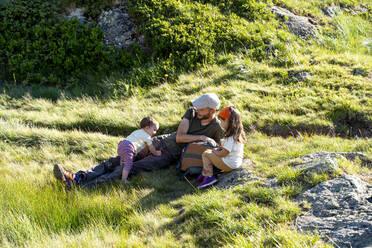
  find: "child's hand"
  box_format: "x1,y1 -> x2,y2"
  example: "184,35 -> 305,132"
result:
213,146 -> 222,152
149,143 -> 162,156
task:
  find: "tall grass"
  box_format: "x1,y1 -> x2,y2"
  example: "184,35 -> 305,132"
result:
319,14 -> 372,55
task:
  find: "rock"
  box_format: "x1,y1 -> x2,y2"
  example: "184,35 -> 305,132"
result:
292,156 -> 338,178
264,178 -> 278,188
288,70 -> 312,81
271,6 -> 317,39
352,68 -> 368,76
97,3 -> 142,49
343,6 -> 369,15
216,159 -> 262,189
215,151 -> 371,190
302,152 -> 372,168
66,8 -> 87,24
296,175 -> 372,248
323,6 -> 341,17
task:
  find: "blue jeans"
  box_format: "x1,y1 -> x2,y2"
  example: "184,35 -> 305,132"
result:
75,156 -> 122,189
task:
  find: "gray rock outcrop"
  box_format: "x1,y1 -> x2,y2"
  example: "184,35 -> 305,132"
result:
344,5 -> 370,15
216,159 -> 261,189
271,6 -> 317,38
66,8 -> 87,24
288,70 -> 312,81
302,152 -> 372,168
216,152 -> 371,189
293,156 -> 338,177
352,68 -> 368,77
97,3 -> 143,48
296,175 -> 372,248
323,5 -> 370,17
323,6 -> 341,17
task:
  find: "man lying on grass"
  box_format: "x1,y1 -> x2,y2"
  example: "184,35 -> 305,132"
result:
54,116 -> 161,190
54,93 -> 223,190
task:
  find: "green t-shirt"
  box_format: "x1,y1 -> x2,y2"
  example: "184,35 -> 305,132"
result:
163,107 -> 223,158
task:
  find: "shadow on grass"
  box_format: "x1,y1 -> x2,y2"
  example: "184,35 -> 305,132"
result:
246,121 -> 372,139
327,106 -> 372,138
80,166 -> 196,212
1,115 -> 179,138
0,83 -> 85,101
2,81 -> 370,139
135,168 -> 197,209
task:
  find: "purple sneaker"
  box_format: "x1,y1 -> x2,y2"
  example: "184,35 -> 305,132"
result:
198,176 -> 217,189
196,174 -> 205,183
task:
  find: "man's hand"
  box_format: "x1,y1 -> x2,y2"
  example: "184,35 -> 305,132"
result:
200,136 -> 217,146
153,150 -> 162,156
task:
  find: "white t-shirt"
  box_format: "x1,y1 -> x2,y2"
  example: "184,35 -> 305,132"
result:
221,136 -> 244,169
125,129 -> 152,155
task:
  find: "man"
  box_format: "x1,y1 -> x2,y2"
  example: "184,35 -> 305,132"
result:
54,93 -> 223,189
129,92 -> 223,175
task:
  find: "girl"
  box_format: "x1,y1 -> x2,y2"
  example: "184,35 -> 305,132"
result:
197,106 -> 246,188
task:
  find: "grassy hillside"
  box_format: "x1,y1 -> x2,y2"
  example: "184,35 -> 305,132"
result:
0,0 -> 371,247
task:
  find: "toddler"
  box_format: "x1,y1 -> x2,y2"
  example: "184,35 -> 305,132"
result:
118,116 -> 161,183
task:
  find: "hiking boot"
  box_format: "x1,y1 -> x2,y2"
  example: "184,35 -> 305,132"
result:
53,164 -> 74,191
197,176 -> 217,189
196,174 -> 205,183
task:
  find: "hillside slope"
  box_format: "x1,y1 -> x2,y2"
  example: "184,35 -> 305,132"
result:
0,0 -> 371,247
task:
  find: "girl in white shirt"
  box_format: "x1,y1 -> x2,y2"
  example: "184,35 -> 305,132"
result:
197,106 -> 246,188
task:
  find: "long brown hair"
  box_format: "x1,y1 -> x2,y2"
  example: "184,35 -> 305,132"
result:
223,106 -> 246,143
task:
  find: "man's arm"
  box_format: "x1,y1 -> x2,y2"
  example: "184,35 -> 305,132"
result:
176,118 -> 214,143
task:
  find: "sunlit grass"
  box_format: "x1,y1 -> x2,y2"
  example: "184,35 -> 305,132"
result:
1,0 -> 372,246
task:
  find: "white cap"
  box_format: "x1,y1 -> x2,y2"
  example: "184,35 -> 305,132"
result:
191,93 -> 220,110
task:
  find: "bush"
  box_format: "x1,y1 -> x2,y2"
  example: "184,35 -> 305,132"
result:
197,0 -> 271,21
0,0 -> 290,90
0,0 -> 104,86
129,0 -> 278,71
0,0 -> 145,89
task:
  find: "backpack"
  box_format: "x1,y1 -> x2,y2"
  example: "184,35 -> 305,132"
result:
177,141 -> 218,180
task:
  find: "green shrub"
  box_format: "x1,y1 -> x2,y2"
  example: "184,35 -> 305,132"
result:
0,0 -> 103,86
129,0 -> 279,71
1,0 -> 291,90
0,0 -> 145,89
197,0 -> 272,21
